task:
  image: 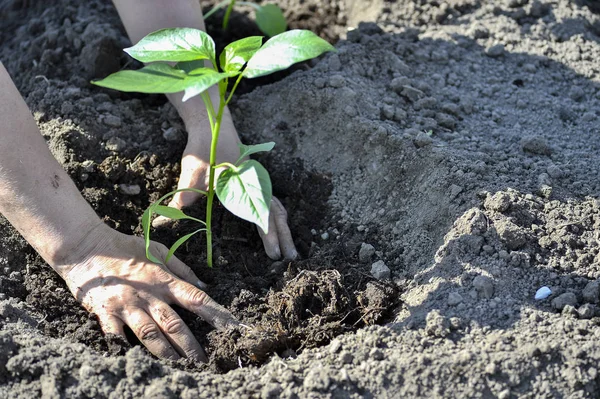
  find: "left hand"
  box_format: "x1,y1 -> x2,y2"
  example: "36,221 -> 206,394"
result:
153,110 -> 298,260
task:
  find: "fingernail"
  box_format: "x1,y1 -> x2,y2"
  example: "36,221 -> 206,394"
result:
196,280 -> 208,290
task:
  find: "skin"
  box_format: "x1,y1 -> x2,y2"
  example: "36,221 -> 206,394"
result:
0,0 -> 296,361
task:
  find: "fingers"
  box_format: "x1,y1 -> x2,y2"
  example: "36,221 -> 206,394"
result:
98,314 -> 126,337
272,197 -> 298,260
258,197 -> 298,260
148,303 -> 207,363
121,308 -> 181,360
258,209 -> 282,259
165,254 -> 208,290
168,280 -> 239,331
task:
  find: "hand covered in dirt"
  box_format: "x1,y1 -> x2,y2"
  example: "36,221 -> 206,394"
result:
153,104 -> 298,260
62,224 -> 237,362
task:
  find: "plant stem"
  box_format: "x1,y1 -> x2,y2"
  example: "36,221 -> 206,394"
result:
204,87 -> 227,268
222,0 -> 236,30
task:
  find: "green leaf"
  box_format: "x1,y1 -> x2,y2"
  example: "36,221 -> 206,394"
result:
244,30 -> 336,78
165,228 -> 206,263
175,60 -> 206,74
142,207 -> 163,264
92,63 -> 188,93
237,142 -> 275,164
125,28 -> 215,63
153,205 -> 189,220
255,4 -> 287,37
216,160 -> 272,232
219,36 -> 264,73
182,69 -> 235,101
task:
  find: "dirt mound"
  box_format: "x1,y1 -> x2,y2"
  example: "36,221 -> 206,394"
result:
2,0 -> 600,397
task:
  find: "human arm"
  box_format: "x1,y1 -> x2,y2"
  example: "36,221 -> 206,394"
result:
0,62 -> 237,361
111,0 -> 298,260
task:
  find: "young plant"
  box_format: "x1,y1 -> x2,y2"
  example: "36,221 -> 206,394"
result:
92,28 -> 335,267
204,0 -> 287,37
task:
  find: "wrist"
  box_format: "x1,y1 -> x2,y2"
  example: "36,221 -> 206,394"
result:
50,221 -> 114,279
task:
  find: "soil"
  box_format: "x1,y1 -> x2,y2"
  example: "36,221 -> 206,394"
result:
2,0 -> 600,397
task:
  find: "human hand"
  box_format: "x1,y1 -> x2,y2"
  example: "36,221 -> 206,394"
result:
153,108 -> 298,260
61,224 -> 237,362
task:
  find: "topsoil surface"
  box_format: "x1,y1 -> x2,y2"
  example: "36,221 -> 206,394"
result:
2,0 -> 600,397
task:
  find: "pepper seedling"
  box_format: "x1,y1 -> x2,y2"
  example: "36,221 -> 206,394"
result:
93,28 -> 335,267
204,1 -> 287,37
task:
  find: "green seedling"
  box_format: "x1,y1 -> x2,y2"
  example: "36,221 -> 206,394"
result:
204,0 -> 287,37
93,28 -> 335,267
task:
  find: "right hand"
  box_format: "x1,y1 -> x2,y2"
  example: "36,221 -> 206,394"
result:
60,224 -> 237,362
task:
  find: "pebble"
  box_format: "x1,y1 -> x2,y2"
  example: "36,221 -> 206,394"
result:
486,44 -> 505,58
340,351 -> 354,364
370,260 -> 391,280
425,310 -> 450,337
359,243 -> 376,262
102,114 -> 122,128
390,77 -> 410,93
162,127 -> 181,142
328,75 -> 345,88
448,292 -> 464,306
436,113 -> 456,129
473,275 -> 494,299
105,137 -> 127,152
413,131 -> 433,148
535,286 -> 552,300
552,292 -> 577,311
521,135 -> 551,156
401,85 -> 425,102
484,192 -> 511,212
119,184 -> 141,195
577,304 -> 595,319
569,86 -> 585,102
369,348 -> 384,361
582,281 -> 600,303
320,232 -> 330,240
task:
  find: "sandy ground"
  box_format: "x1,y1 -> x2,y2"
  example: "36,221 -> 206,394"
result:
2,0 -> 600,397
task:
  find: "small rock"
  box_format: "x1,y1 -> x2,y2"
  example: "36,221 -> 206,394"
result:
162,127 -> 181,142
390,77 -> 410,93
103,114 -> 122,128
552,292 -> 577,311
436,113 -> 456,129
473,275 -> 494,299
401,85 -> 425,102
328,75 -> 345,88
448,292 -> 464,306
359,243 -> 376,262
413,131 -> 433,148
370,260 -> 391,280
320,232 -> 329,240
369,348 -> 384,361
119,184 -> 141,195
521,136 -> 551,155
425,310 -> 450,337
535,286 -> 552,300
582,281 -> 600,303
569,87 -> 585,102
578,304 -> 595,319
329,339 -> 342,354
486,44 -> 505,58
484,192 -> 511,212
105,137 -> 127,152
340,351 -> 354,364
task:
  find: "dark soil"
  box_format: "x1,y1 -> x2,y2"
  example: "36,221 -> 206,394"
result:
0,0 -> 399,374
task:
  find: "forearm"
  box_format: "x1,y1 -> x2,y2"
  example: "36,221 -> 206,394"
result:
111,0 -> 218,134
0,64 -> 103,276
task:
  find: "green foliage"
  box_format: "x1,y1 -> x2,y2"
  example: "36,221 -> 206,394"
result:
125,28 -> 216,63
236,142 -> 275,164
216,160 -> 272,233
219,36 -> 263,73
205,1 -> 287,37
255,4 -> 287,37
92,27 -> 335,266
243,30 -> 336,78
